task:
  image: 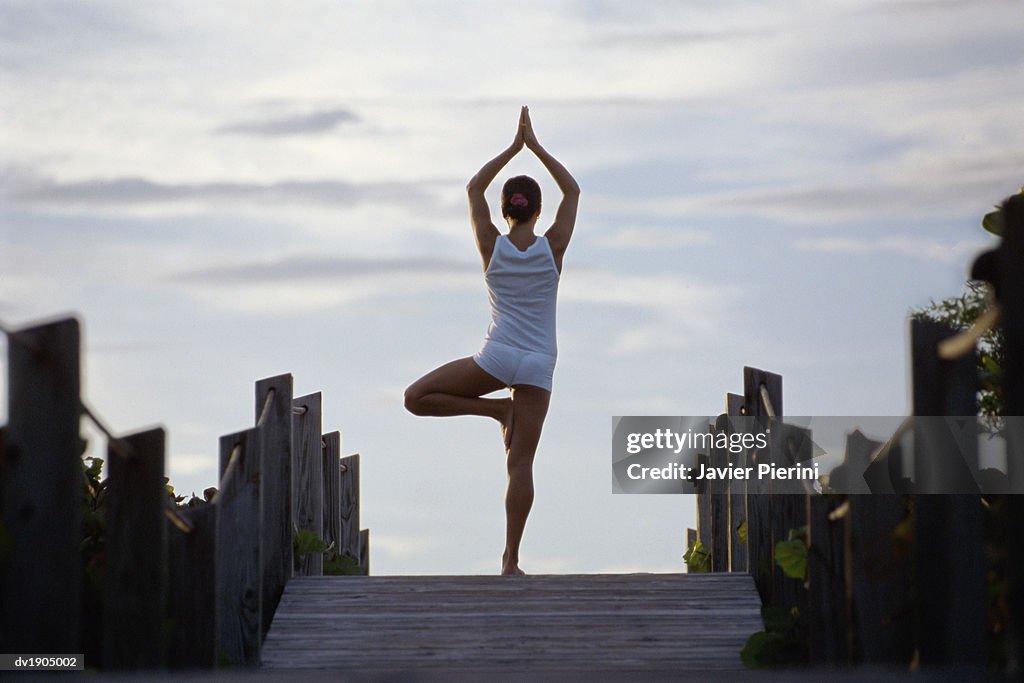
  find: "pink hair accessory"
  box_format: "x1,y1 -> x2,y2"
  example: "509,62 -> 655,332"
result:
510,193 -> 529,207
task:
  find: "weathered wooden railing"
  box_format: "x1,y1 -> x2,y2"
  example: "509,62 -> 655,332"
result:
0,316 -> 368,670
691,195 -> 1023,671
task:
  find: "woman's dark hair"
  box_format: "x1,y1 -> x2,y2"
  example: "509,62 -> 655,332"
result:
501,175 -> 542,223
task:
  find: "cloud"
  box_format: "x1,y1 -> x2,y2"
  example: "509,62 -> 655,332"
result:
1,168 -> 441,210
596,159 -> 1020,224
0,1 -> 152,71
168,253 -> 481,313
794,235 -> 990,263
171,253 -> 476,285
857,0 -> 1008,15
216,108 -> 359,136
594,227 -> 714,249
596,28 -> 776,49
167,452 -> 216,478
369,534 -> 431,560
781,2 -> 1024,88
560,269 -> 743,354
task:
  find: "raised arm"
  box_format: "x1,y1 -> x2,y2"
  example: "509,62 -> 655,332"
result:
467,111 -> 525,268
521,107 -> 580,265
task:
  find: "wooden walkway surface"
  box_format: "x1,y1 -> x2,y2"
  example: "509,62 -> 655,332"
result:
261,573 -> 761,674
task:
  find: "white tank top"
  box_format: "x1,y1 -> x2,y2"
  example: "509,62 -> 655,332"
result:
483,234 -> 560,356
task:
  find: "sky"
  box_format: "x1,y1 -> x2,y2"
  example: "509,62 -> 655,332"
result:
1,0 -> 1022,575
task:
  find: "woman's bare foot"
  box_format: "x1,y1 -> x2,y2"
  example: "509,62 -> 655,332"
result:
501,550 -> 526,575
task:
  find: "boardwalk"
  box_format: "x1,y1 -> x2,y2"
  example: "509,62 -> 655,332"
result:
261,573 -> 761,674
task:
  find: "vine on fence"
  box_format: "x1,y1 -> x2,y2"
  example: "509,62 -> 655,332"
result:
741,606 -> 807,668
78,454 -> 213,667
294,527 -> 362,576
683,538 -> 711,573
774,527 -> 808,583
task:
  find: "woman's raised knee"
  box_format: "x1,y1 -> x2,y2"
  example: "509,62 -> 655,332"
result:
403,385 -> 426,415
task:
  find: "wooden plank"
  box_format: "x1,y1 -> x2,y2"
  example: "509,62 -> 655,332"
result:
999,195 -> 1024,669
911,320 -> 979,493
709,415 -> 730,572
806,495 -> 846,665
726,393 -> 744,418
0,316 -> 81,653
338,453 -> 360,564
914,494 -> 985,667
743,367 -> 781,605
215,428 -> 263,667
910,320 -> 985,668
743,367 -> 782,419
1000,192 -> 1024,456
292,393 -> 323,576
255,373 -> 293,636
166,504 -> 215,669
847,495 -> 912,665
694,420 -> 713,567
322,432 -> 341,567
359,529 -> 370,576
262,574 -> 762,671
768,422 -> 809,650
103,427 -> 167,669
828,430 -> 880,494
745,451 -> 772,604
725,396 -> 748,573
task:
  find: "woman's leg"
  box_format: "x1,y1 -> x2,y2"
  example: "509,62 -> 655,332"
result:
501,384 -> 551,576
404,357 -> 511,428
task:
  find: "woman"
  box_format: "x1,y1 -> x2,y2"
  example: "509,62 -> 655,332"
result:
404,106 -> 580,576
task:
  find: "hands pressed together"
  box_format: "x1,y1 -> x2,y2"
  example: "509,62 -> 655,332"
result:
513,105 -> 540,153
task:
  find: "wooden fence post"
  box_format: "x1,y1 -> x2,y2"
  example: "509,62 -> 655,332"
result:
359,529 -> 370,576
166,504 -> 215,669
322,431 -> 341,568
710,414 -> 730,572
769,422 -> 810,637
255,373 -> 292,636
911,319 -> 985,668
726,394 -> 747,573
339,454 -> 361,565
215,428 -> 263,666
998,194 -> 1024,670
807,494 -> 847,665
743,367 -> 782,604
695,422 -> 713,559
292,393 -> 323,576
809,429 -> 880,666
103,427 -> 167,669
0,317 -> 82,654
847,493 -> 913,665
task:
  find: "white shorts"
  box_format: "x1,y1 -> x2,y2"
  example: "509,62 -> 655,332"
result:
473,339 -> 555,392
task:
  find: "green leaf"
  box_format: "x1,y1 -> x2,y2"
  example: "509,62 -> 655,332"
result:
324,552 -> 363,576
760,606 -> 793,634
294,528 -> 329,556
683,538 -> 711,573
775,538 -> 807,580
83,456 -> 104,482
737,519 -> 748,545
983,209 -> 1003,236
741,631 -> 790,668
